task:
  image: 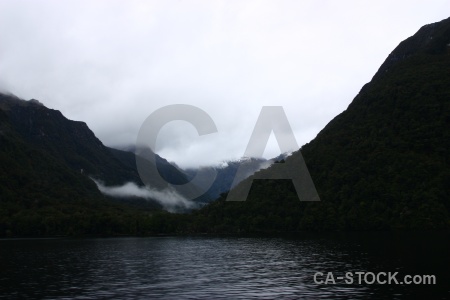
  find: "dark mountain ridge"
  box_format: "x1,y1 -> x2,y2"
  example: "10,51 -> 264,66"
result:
0,95 -> 149,236
1,17 -> 449,236
374,18 -> 450,81
187,17 -> 450,232
0,93 -> 211,236
0,93 -> 215,209
1,95 -> 141,186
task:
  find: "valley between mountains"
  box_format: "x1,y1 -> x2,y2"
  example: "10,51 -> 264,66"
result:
1,17 -> 449,236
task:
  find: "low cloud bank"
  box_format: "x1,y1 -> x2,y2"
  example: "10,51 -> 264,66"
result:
92,179 -> 195,212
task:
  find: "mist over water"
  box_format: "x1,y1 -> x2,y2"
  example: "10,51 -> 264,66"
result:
92,179 -> 194,212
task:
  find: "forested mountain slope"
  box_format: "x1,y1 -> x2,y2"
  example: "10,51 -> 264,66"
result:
188,17 -> 450,232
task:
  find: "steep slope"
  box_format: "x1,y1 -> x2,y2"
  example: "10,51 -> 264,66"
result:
0,94 -> 211,221
0,95 -> 141,186
0,93 -> 215,236
189,17 -> 450,232
0,95 -> 155,236
108,147 -> 191,187
0,100 -> 102,202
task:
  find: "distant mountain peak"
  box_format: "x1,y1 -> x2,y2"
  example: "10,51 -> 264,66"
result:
29,99 -> 44,106
0,93 -> 45,108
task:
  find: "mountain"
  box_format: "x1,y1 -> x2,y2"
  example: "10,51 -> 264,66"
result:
0,93 -> 206,236
108,146 -> 212,207
0,94 -> 148,236
109,145 -> 191,186
185,17 -> 450,233
2,16 -> 449,236
184,155 -> 288,200
0,95 -> 140,186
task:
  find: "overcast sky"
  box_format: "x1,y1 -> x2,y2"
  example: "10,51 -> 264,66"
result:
0,0 -> 448,168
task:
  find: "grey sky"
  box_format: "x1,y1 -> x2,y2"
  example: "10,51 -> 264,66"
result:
0,0 -> 448,168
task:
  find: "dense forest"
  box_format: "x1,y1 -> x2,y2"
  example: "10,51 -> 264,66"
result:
181,17 -> 450,232
1,17 -> 449,237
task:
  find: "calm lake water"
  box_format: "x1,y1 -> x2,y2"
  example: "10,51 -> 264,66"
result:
0,232 -> 449,299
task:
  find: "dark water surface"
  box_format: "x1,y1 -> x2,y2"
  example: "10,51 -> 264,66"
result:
0,232 -> 449,299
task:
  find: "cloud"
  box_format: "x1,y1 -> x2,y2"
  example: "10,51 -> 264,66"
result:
0,0 -> 448,167
92,179 -> 195,213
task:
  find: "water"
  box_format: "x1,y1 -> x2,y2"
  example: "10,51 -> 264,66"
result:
0,232 -> 448,299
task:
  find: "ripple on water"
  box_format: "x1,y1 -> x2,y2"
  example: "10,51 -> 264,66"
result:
0,233 -> 449,299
